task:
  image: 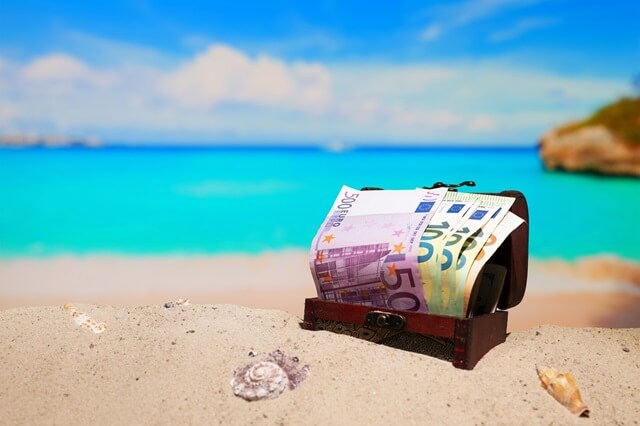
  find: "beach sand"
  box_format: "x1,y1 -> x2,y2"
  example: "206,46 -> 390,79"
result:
1,303 -> 638,425
1,252 -> 639,331
1,253 -> 639,424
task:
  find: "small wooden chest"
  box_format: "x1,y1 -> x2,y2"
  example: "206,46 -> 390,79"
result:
302,188 -> 529,370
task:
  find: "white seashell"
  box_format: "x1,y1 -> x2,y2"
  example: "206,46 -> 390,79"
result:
164,298 -> 190,308
63,303 -> 106,334
231,361 -> 288,401
230,350 -> 310,401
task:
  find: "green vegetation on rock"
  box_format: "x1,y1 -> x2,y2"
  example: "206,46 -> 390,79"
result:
559,96 -> 640,145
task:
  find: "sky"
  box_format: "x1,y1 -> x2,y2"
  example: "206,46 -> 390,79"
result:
0,0 -> 638,145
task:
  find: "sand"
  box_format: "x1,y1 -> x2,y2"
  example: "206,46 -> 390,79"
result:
1,253 -> 639,424
1,303 -> 638,425
1,252 -> 639,331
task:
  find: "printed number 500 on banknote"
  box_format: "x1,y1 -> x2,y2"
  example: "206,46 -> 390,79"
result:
309,186 -> 448,313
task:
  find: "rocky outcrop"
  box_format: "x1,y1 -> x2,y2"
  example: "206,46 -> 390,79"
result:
539,124 -> 640,177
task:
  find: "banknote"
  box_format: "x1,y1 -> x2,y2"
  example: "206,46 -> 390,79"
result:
310,185 -> 448,312
417,192 -> 479,314
434,205 -> 498,316
449,194 -> 515,313
462,211 -> 525,315
428,193 -> 515,316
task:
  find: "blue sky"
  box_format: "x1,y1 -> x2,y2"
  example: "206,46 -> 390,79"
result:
0,0 -> 638,145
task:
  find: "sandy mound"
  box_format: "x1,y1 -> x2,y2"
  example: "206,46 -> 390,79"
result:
1,304 -> 638,425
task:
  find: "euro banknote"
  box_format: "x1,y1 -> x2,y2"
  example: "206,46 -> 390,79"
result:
310,185 -> 448,312
463,211 -> 525,315
434,205 -> 499,316
418,192 -> 479,314
431,193 -> 515,316
452,197 -> 515,314
310,186 -> 525,317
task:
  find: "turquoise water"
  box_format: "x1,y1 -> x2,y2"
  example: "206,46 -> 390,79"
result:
0,146 -> 638,260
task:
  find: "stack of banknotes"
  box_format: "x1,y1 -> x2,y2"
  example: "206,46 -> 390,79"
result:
309,186 -> 525,317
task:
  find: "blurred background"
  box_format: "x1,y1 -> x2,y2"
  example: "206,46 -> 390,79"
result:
0,1 -> 638,328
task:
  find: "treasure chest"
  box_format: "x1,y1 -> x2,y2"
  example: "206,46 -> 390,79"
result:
302,183 -> 529,370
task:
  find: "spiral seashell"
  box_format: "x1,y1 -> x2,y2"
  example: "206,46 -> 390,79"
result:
231,361 -> 288,401
536,366 -> 590,417
230,350 -> 310,401
63,303 -> 106,334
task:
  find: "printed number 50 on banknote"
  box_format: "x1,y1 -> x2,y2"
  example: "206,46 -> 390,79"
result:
310,186 -> 448,313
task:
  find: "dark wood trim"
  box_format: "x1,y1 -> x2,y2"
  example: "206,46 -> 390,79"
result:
303,298 -> 508,370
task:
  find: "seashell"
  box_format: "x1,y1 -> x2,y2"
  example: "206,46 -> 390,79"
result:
63,303 -> 106,334
536,366 -> 589,417
164,298 -> 190,308
230,350 -> 310,401
231,361 -> 289,401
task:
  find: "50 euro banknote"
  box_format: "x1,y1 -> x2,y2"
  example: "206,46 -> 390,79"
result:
429,192 -> 516,316
309,185 -> 448,313
417,192 -> 480,313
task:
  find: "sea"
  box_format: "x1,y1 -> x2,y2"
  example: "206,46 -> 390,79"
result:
0,146 -> 638,261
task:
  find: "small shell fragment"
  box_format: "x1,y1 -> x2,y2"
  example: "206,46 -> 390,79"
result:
536,366 -> 589,417
231,350 -> 310,401
63,303 -> 106,334
164,298 -> 190,308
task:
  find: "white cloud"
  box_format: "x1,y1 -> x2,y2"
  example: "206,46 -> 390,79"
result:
181,34 -> 211,51
22,54 -> 117,88
420,0 -> 540,42
332,64 -> 456,99
63,30 -> 175,68
420,25 -> 442,42
244,29 -> 345,58
468,115 -> 497,132
450,0 -> 536,25
160,44 -> 331,113
0,102 -> 22,125
489,18 -> 557,42
390,106 -> 463,129
0,42 -> 630,145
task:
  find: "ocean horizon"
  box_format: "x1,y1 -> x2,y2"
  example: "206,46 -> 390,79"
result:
1,145 -> 638,261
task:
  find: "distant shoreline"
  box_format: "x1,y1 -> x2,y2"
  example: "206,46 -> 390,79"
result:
0,134 -> 102,148
0,140 -> 539,152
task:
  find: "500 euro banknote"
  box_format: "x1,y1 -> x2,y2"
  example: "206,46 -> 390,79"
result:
310,185 -> 448,312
